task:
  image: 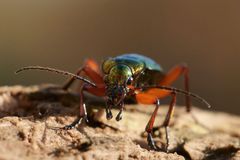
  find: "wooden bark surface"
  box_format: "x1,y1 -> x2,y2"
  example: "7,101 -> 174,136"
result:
0,85 -> 239,160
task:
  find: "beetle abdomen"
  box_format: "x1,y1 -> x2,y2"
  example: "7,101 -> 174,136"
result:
115,54 -> 163,72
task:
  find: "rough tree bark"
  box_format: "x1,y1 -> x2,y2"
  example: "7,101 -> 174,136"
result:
0,85 -> 239,160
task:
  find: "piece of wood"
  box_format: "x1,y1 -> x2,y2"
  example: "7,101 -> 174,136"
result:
0,85 -> 239,160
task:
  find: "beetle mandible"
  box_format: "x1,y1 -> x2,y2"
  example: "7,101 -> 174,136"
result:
16,53 -> 210,152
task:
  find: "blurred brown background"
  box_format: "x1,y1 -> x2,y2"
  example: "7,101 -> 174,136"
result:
0,1 -> 239,114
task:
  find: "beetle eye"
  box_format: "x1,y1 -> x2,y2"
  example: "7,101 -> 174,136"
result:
126,77 -> 133,85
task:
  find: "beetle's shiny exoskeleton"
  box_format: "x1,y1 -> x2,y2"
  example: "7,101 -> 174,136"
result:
16,53 -> 210,152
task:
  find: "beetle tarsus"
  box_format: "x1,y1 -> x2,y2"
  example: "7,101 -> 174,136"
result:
116,103 -> 124,121
62,116 -> 87,130
106,108 -> 113,120
116,110 -> 123,121
147,133 -> 160,151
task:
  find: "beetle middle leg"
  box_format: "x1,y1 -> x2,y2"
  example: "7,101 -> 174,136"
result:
63,83 -> 105,130
144,93 -> 176,152
63,84 -> 87,130
160,64 -> 190,112
62,59 -> 101,90
145,99 -> 161,151
160,92 -> 176,152
60,61 -> 106,129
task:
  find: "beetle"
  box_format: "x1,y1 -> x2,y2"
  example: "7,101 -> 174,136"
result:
16,53 -> 210,152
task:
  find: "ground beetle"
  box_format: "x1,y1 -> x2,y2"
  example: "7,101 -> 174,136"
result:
16,53 -> 210,152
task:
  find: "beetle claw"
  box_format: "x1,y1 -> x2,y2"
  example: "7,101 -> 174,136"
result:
84,116 -> 89,123
106,108 -> 113,120
62,116 -> 87,130
147,133 -> 157,150
116,113 -> 122,121
116,110 -> 123,121
147,133 -> 163,151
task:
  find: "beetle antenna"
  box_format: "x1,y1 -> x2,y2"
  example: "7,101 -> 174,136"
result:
141,85 -> 211,108
15,66 -> 96,87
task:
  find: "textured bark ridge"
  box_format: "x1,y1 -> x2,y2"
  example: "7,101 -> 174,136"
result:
0,85 -> 239,160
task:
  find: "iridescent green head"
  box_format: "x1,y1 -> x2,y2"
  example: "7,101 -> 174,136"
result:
103,63 -> 133,114
106,64 -> 133,85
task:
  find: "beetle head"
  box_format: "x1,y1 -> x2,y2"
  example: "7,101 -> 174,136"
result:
104,64 -> 133,107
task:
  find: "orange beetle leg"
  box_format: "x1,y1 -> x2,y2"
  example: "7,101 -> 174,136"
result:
136,90 -> 171,105
160,64 -> 190,112
137,89 -> 177,152
62,58 -> 103,90
61,59 -> 106,130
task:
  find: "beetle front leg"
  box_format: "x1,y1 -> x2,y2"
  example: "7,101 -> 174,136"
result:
105,106 -> 113,120
116,102 -> 124,121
